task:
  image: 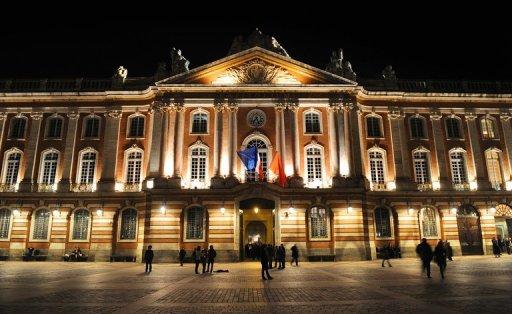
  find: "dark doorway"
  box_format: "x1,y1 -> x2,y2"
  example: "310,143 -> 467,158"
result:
239,197 -> 276,261
457,205 -> 484,255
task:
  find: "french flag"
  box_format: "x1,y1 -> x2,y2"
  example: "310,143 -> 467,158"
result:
255,151 -> 265,181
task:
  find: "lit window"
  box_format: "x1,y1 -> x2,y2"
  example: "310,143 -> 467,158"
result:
78,150 -> 97,185
72,209 -> 90,240
128,116 -> 145,138
40,151 -> 59,185
190,147 -> 207,183
481,118 -> 496,139
369,149 -> 386,189
46,117 -> 63,138
191,112 -> 208,134
445,117 -> 462,139
485,149 -> 503,190
413,151 -> 430,184
305,111 -> 321,133
83,116 -> 100,138
449,150 -> 467,184
306,146 -> 323,187
366,116 -> 382,138
32,208 -> 51,240
245,139 -> 268,182
2,150 -> 22,186
374,207 -> 392,238
0,208 -> 11,239
420,207 -> 438,238
186,206 -> 205,240
309,206 -> 329,239
120,208 -> 137,240
410,117 -> 425,139
125,150 -> 143,185
9,117 -> 27,139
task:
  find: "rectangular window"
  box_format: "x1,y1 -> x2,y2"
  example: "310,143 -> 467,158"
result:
5,153 -> 21,185
10,118 -> 26,139
42,153 -> 58,185
446,118 -> 461,139
305,113 -> 321,133
129,116 -> 145,137
413,152 -> 430,184
84,118 -> 100,138
366,117 -> 382,138
191,113 -> 208,133
450,152 -> 467,184
410,118 -> 425,138
186,208 -> 204,239
47,118 -> 63,138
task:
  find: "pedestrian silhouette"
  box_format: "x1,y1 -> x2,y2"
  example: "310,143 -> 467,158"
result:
291,244 -> 299,266
179,248 -> 186,266
193,246 -> 201,274
144,245 -> 154,273
206,245 -> 216,273
434,240 -> 447,279
492,237 -> 501,257
381,242 -> 392,267
260,243 -> 273,280
444,241 -> 453,261
416,238 -> 433,278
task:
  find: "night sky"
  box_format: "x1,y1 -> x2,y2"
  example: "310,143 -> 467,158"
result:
0,7 -> 510,81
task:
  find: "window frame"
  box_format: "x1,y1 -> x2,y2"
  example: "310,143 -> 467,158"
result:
418,207 -> 440,239
188,143 -> 209,189
480,116 -> 498,140
69,208 -> 92,242
76,148 -> 98,186
8,115 -> 28,140
365,114 -> 384,139
448,148 -> 469,185
123,147 -> 144,186
1,148 -> 23,187
241,133 -> 273,183
0,208 -> 13,241
367,147 -> 388,190
307,205 -> 331,241
189,108 -> 210,135
183,205 -> 207,242
409,115 -> 428,140
29,208 -> 53,242
411,148 -> 431,185
303,108 -> 323,135
117,207 -> 138,242
304,143 -> 326,188
373,207 -> 394,239
44,114 -> 64,140
38,148 -> 60,187
484,148 -> 504,190
82,114 -> 101,139
127,113 -> 146,139
445,116 -> 464,140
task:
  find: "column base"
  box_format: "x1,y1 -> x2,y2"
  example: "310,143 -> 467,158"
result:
210,176 -> 240,189
476,179 -> 492,191
394,177 -> 415,191
57,179 -> 72,193
168,176 -> 182,188
17,180 -> 33,193
288,175 -> 304,188
97,180 -> 116,192
332,176 -> 366,188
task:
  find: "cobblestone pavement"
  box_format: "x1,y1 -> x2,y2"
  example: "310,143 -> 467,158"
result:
1,256 -> 511,313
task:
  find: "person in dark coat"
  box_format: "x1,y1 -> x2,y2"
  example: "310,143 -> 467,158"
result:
505,238 -> 511,255
434,240 -> 447,279
291,244 -> 299,266
381,243 -> 392,267
266,245 -> 274,269
492,237 -> 501,257
206,245 -> 216,273
245,243 -> 250,260
416,238 -> 433,278
260,244 -> 273,280
444,241 -> 453,261
193,246 -> 201,274
277,244 -> 286,269
179,248 -> 186,266
144,245 -> 154,273
200,247 -> 208,273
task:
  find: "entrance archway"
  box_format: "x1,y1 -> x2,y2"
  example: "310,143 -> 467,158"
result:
494,204 -> 512,240
457,205 -> 484,255
239,197 -> 276,260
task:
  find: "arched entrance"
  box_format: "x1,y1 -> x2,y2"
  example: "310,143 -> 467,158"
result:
457,205 -> 484,255
239,197 -> 276,260
494,204 -> 512,239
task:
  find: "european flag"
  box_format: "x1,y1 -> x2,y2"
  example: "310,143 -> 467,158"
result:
237,146 -> 258,171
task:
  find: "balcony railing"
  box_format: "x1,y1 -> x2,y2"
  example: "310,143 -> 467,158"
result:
71,183 -> 95,192
37,184 -> 56,192
453,182 -> 470,191
122,183 -> 141,192
371,182 -> 387,191
0,184 -> 17,192
417,183 -> 432,191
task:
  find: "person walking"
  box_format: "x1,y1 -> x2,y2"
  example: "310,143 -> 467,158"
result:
193,246 -> 201,274
260,244 -> 273,280
179,248 -> 186,266
434,240 -> 447,279
381,243 -> 392,267
445,241 -> 453,261
492,237 -> 501,257
291,244 -> 299,266
206,245 -> 216,273
144,245 -> 154,273
506,237 -> 511,255
416,238 -> 433,278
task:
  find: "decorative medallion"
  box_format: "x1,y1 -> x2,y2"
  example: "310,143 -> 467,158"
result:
212,59 -> 300,85
247,109 -> 266,128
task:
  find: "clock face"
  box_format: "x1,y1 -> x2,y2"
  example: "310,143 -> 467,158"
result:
247,109 -> 266,128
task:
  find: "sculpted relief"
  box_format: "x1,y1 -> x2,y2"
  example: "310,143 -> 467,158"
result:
212,59 -> 301,85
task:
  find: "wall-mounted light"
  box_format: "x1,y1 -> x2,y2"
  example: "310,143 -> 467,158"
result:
347,206 -> 353,214
13,209 -> 21,217
160,205 -> 166,215
488,206 -> 496,215
96,209 -> 104,217
432,181 -> 441,191
52,209 -> 61,218
146,179 -> 154,189
505,181 -> 512,191
469,180 -> 478,191
239,209 -> 243,215
220,207 -> 226,215
254,207 -> 259,214
450,207 -> 457,215
408,207 -> 414,216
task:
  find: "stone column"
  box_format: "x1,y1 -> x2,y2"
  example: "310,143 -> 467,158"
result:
213,99 -> 223,177
388,108 -> 412,190
499,112 -> 512,182
274,103 -> 285,158
350,103 -> 365,187
327,106 -> 340,177
18,112 -> 43,192
165,105 -> 177,177
289,104 -> 301,178
173,103 -> 185,180
97,110 -> 122,192
430,111 -> 450,190
0,112 -> 6,152
57,111 -> 80,192
228,101 -> 239,185
465,113 -> 490,190
145,102 -> 166,188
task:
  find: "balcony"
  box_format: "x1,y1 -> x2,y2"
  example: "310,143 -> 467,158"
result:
121,183 -> 142,192
417,183 -> 432,191
71,183 -> 96,192
452,182 -> 470,191
371,182 -> 387,191
0,184 -> 17,192
37,184 -> 57,192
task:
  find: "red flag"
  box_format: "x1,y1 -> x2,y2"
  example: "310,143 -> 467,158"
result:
256,153 -> 265,181
269,152 -> 286,187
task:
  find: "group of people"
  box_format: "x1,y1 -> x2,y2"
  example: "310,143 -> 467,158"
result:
492,236 -> 512,257
415,238 -> 453,279
257,243 -> 299,280
192,245 -> 217,274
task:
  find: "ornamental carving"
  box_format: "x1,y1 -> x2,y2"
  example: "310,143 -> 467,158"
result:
0,112 -> 7,120
212,59 -> 300,85
67,111 -> 80,120
247,109 -> 266,128
31,112 -> 43,120
106,110 -> 122,119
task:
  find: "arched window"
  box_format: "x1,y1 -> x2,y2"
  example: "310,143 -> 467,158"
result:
305,145 -> 324,188
445,117 -> 462,139
124,148 -> 143,185
309,206 -> 330,239
0,208 -> 11,239
366,115 -> 382,138
419,207 -> 438,238
45,115 -> 64,139
32,208 -> 51,240
39,150 -> 59,186
245,138 -> 269,182
409,116 -> 426,139
119,208 -> 137,240
71,209 -> 90,241
9,116 -> 27,139
77,149 -> 97,185
191,110 -> 208,134
304,110 -> 321,134
449,149 -> 468,186
128,115 -> 145,138
481,117 -> 496,139
485,149 -> 503,190
185,206 -> 205,240
368,148 -> 386,190
83,115 -> 100,138
412,149 -> 431,185
2,149 -> 22,187
495,204 -> 512,217
374,207 -> 392,238
189,145 -> 208,188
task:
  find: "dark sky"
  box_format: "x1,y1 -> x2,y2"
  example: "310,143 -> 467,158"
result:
0,7 -> 510,81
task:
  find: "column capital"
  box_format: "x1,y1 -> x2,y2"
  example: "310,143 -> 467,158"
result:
0,112 -> 7,120
67,111 -> 80,120
105,110 -> 122,119
30,112 -> 43,120
274,103 -> 286,112
387,107 -> 404,120
464,112 -> 477,121
429,110 -> 442,120
500,112 -> 512,121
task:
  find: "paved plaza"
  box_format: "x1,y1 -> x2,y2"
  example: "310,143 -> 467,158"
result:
0,256 -> 511,313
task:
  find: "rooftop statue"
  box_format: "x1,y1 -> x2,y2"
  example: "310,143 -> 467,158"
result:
325,48 -> 357,81
113,66 -> 128,82
382,65 -> 397,80
228,28 -> 290,57
170,47 -> 190,76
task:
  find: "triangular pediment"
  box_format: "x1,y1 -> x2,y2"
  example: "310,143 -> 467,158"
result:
157,47 -> 356,85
